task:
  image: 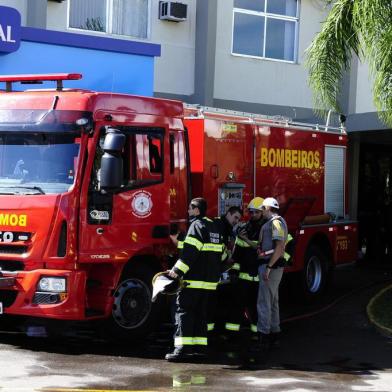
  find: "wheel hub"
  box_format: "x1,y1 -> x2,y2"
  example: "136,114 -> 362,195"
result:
130,299 -> 137,309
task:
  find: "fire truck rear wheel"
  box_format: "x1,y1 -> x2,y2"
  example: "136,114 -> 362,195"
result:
109,267 -> 160,339
302,245 -> 330,299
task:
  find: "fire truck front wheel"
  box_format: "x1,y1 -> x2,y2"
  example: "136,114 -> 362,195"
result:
109,267 -> 160,339
302,245 -> 331,299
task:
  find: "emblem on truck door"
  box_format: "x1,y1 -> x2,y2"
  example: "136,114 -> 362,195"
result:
131,191 -> 153,218
90,210 -> 110,220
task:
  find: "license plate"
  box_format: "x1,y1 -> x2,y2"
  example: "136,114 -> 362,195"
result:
0,302 -> 2,315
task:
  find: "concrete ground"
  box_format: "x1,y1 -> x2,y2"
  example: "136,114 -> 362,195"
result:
0,262 -> 391,391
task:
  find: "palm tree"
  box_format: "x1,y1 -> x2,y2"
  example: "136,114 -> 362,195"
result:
306,0 -> 392,125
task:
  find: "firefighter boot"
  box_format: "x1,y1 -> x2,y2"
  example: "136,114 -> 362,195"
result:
165,347 -> 193,362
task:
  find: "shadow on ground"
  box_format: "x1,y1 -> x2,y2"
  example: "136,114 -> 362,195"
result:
0,261 -> 391,379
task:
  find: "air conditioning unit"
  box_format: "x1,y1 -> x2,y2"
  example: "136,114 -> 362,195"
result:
159,1 -> 188,22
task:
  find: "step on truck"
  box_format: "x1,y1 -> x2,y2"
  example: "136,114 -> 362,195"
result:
0,74 -> 357,338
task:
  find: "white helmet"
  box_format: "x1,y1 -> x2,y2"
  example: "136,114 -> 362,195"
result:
262,197 -> 279,209
151,271 -> 184,302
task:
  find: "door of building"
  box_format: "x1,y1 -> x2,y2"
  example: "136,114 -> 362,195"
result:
358,143 -> 392,262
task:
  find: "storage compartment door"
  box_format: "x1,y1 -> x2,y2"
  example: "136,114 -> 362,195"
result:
325,146 -> 345,219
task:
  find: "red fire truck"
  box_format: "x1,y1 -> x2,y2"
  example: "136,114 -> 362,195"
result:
0,74 -> 357,338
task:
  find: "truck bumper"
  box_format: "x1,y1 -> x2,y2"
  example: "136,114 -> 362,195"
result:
0,269 -> 86,320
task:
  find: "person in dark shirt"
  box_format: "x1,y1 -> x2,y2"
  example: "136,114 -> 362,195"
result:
208,206 -> 243,333
165,197 -> 224,362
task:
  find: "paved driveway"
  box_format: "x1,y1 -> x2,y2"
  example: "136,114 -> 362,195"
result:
0,263 -> 391,391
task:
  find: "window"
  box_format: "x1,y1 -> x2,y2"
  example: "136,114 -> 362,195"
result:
91,128 -> 163,192
69,0 -> 149,39
233,0 -> 299,62
124,129 -> 163,188
0,132 -> 80,195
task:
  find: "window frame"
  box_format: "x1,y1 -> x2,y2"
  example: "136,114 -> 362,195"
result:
90,126 -> 164,194
231,0 -> 300,64
67,0 -> 151,40
169,134 -> 175,175
120,126 -> 165,191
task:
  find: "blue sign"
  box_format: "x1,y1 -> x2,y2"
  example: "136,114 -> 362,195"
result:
0,6 -> 21,53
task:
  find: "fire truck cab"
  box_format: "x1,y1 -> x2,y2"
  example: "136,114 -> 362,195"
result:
0,73 -> 188,337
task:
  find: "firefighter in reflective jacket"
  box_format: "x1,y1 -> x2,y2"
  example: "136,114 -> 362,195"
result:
222,197 -> 266,339
165,197 -> 224,362
208,206 -> 243,333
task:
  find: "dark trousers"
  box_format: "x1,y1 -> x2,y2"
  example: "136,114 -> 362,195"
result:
225,279 -> 258,334
207,291 -> 218,333
174,288 -> 208,351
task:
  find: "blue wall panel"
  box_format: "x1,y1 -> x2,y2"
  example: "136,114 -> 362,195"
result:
0,41 -> 154,95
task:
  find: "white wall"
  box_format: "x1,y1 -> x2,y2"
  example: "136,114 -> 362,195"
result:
46,0 -> 196,97
213,0 -> 328,108
354,61 -> 376,114
0,0 -> 27,25
47,0 -> 68,30
151,0 -> 196,96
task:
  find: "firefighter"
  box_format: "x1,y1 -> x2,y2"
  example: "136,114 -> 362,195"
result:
215,206 -> 243,257
209,206 -> 243,334
257,197 -> 288,350
224,197 -> 266,340
165,197 -> 224,362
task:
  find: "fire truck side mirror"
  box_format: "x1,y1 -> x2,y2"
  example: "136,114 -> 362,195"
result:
100,129 -> 126,191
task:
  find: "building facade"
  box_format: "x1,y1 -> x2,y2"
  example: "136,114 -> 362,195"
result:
0,0 -> 382,121
0,0 -> 390,260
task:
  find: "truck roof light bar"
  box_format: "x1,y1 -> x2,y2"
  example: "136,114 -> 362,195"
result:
0,73 -> 82,92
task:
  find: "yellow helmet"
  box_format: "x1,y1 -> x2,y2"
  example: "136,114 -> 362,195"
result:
248,197 -> 264,211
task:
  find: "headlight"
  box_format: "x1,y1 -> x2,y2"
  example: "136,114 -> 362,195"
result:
38,277 -> 66,292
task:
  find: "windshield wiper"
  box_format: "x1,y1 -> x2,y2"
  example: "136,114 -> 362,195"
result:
0,185 -> 45,195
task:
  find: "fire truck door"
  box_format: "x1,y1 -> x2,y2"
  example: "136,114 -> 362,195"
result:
79,127 -> 170,260
169,131 -> 189,233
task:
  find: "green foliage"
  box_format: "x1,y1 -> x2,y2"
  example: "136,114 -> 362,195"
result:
81,17 -> 105,32
306,0 -> 392,125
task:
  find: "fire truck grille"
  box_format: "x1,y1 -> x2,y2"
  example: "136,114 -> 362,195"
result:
33,293 -> 61,305
0,261 -> 24,271
0,290 -> 17,308
0,246 -> 28,255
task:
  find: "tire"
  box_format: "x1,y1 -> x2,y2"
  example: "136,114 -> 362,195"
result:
301,245 -> 331,301
107,265 -> 162,341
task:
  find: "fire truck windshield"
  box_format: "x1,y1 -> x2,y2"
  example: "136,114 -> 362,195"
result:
0,132 -> 81,195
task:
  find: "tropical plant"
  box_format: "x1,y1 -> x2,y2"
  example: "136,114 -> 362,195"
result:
81,17 -> 105,32
306,0 -> 392,125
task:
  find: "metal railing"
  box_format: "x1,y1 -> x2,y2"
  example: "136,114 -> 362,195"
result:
184,104 -> 346,135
